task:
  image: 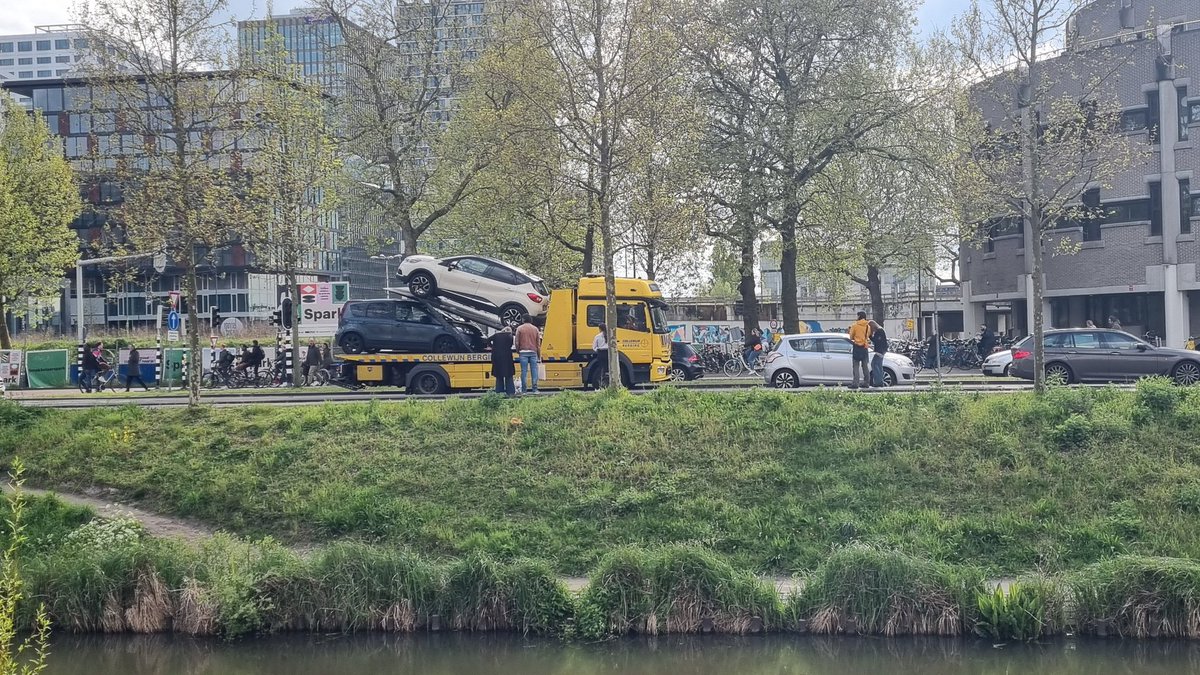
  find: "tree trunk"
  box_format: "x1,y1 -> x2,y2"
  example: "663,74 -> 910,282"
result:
0,299 -> 11,350
185,252 -> 201,406
401,224 -> 419,258
779,220 -> 799,334
738,223 -> 759,336
866,265 -> 885,322
1030,217 -> 1046,393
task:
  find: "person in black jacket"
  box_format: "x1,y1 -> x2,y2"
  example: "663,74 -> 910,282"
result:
125,347 -> 149,391
977,324 -> 997,358
868,320 -> 888,388
488,327 -> 516,396
80,344 -> 100,393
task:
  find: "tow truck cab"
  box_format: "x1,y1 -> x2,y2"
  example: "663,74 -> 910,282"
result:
340,275 -> 672,393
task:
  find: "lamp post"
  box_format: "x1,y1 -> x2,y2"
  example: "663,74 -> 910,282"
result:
370,253 -> 404,294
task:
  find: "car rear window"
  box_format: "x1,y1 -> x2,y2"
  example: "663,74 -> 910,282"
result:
532,280 -> 549,295
348,303 -> 367,318
673,342 -> 697,358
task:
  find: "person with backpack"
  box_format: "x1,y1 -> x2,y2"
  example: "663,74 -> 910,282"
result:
847,311 -> 873,389
125,347 -> 149,391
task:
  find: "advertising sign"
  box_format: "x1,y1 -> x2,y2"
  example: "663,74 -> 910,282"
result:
296,281 -> 350,337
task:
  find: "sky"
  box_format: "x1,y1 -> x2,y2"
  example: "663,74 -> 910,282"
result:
2,0 -> 968,38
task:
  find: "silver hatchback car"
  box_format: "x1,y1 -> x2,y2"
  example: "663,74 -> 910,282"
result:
763,332 -> 917,388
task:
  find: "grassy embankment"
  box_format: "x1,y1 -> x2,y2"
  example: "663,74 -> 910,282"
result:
4,382 -> 1200,576
6,493 -> 1200,641
4,381 -> 1200,640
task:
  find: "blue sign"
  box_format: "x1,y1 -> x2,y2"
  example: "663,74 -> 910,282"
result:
167,310 -> 181,331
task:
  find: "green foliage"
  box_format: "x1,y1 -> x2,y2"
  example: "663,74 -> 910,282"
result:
1133,377 -> 1177,422
974,579 -> 1064,641
4,389 -> 1200,576
794,544 -> 982,636
0,462 -> 51,675
1071,556 -> 1200,638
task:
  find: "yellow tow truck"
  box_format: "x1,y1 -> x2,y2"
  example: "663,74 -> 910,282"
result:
338,275 -> 673,394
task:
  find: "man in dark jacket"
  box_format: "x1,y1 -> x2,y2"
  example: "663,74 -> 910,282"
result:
80,344 -> 100,393
303,340 -> 321,385
249,340 -> 266,378
978,324 -> 997,358
488,327 -> 516,396
125,347 -> 149,391
868,320 -> 888,388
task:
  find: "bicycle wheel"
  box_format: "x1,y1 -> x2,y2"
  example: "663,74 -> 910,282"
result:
314,368 -> 330,386
722,359 -> 742,377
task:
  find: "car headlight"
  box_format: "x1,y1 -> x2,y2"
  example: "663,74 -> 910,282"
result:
893,356 -> 913,367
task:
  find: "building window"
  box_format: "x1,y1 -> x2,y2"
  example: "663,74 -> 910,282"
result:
56,69 -> 68,76
1147,92 -> 1160,143
1183,179 -> 1193,235
1191,101 -> 1200,126
17,42 -> 32,52
35,40 -> 51,51
1101,199 -> 1150,225
1083,188 -> 1102,241
55,39 -> 70,50
36,56 -> 50,64
55,55 -> 70,63
17,57 -> 31,65
1119,108 -> 1148,132
17,71 -> 33,78
36,70 -> 52,78
0,43 -> 12,53
1180,87 -> 1190,142
1149,181 -> 1162,236
73,38 -> 88,50
0,59 -> 11,66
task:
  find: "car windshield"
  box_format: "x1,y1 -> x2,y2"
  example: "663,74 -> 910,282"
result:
649,302 -> 670,334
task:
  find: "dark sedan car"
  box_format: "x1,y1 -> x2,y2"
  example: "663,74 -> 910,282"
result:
334,299 -> 486,354
670,342 -> 704,381
1009,328 -> 1200,385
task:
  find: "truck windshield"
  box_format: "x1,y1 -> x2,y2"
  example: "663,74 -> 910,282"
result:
649,302 -> 670,334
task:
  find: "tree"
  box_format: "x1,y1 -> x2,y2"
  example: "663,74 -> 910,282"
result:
317,0 -> 490,257
681,0 -> 921,334
243,25 -> 343,387
950,0 -> 1142,391
481,0 -> 687,388
81,0 -> 254,405
0,101 -> 80,349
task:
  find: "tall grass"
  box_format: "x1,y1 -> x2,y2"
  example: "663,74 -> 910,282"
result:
1072,556 -> 1200,638
792,544 -> 982,636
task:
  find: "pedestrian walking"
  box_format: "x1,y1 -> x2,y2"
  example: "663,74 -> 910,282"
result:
515,315 -> 541,394
868,320 -> 888,388
1107,315 -> 1122,330
303,340 -> 320,385
488,326 -> 516,396
125,347 -> 149,391
80,343 -> 100,393
977,324 -> 996,358
847,311 -> 872,389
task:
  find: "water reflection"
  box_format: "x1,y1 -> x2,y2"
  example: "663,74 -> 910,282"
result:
43,632 -> 1200,675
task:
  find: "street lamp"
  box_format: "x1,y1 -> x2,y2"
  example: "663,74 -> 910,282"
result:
370,254 -> 404,293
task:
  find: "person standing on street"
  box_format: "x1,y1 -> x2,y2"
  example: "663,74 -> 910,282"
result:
515,315 -> 541,394
125,347 -> 149,391
80,343 -> 100,393
977,324 -> 997,358
868,320 -> 888,388
488,326 -> 517,396
303,340 -> 321,385
847,311 -> 872,389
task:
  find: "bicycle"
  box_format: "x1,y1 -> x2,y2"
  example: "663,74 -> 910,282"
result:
722,348 -> 767,378
78,350 -> 118,393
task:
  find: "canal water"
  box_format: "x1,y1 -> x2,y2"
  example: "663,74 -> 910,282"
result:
41,633 -> 1200,674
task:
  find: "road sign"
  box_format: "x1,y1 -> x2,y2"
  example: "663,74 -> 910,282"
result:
167,310 -> 181,331
167,330 -> 180,342
296,281 -> 350,337
168,291 -> 180,310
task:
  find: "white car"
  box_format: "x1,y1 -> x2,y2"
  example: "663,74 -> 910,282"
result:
762,332 -> 916,388
982,345 -> 1016,376
396,255 -> 551,326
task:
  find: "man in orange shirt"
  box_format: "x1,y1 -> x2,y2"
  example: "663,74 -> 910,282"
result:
515,315 -> 542,394
847,311 -> 872,389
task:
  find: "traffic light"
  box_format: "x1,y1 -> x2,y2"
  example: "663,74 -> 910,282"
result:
270,309 -> 281,326
281,297 -> 293,329
210,306 -> 223,328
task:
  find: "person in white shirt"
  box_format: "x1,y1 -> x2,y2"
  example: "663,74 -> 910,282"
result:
592,323 -> 608,352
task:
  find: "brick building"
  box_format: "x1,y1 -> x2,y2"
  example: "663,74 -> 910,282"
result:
962,0 -> 1200,345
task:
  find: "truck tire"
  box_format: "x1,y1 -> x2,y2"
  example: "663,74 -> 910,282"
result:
407,368 -> 449,395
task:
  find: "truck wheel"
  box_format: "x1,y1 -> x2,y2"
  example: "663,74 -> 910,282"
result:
433,336 -> 458,353
409,371 -> 448,395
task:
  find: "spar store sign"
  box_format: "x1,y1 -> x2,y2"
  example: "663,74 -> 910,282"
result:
296,281 -> 349,337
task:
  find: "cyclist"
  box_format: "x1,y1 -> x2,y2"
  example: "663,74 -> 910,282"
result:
249,340 -> 266,378
80,343 -> 101,393
744,328 -> 763,369
216,344 -> 235,380
234,346 -> 253,376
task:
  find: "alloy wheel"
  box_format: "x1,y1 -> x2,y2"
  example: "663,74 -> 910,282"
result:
409,273 -> 433,297
773,370 -> 797,389
670,366 -> 687,381
1173,361 -> 1200,386
1045,363 -> 1071,386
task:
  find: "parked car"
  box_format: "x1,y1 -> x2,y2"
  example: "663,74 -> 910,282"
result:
335,299 -> 487,354
396,255 -> 551,326
670,342 -> 705,381
982,339 -> 1023,377
1008,328 -> 1200,385
762,332 -> 916,388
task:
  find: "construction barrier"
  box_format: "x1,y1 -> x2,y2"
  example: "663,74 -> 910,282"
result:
24,349 -> 70,389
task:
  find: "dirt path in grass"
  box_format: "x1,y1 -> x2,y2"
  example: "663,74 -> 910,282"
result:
4,483 -> 218,544
6,484 -> 806,597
